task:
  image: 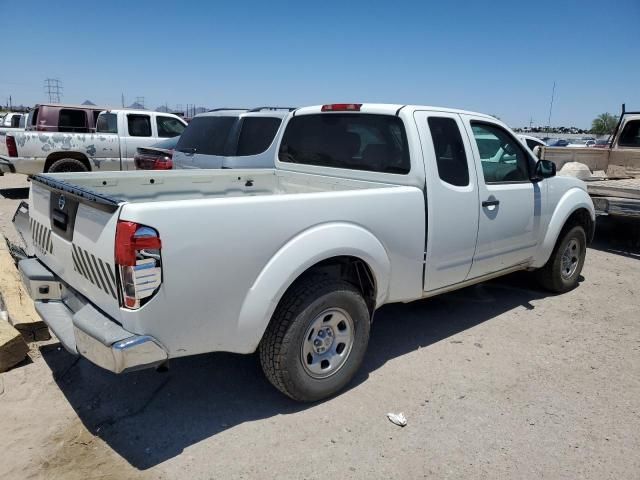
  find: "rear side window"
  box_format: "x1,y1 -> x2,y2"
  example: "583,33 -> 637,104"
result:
11,115 -> 21,128
157,116 -> 186,138
237,117 -> 282,156
279,114 -> 410,174
175,116 -> 236,155
128,114 -> 151,137
427,117 -> 469,186
96,113 -> 118,133
619,120 -> 640,147
30,108 -> 39,127
58,109 -> 88,133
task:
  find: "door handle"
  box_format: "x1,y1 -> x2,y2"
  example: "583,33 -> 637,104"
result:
482,199 -> 500,207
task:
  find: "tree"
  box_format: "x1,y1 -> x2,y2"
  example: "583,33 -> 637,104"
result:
591,113 -> 618,135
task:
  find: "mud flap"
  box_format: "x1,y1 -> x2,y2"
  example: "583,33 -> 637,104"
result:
10,201 -> 35,261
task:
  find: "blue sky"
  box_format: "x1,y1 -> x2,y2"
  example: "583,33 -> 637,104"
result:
2,0 -> 638,128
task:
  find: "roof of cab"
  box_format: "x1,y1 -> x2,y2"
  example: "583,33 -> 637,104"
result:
196,107 -> 294,119
293,103 -> 497,120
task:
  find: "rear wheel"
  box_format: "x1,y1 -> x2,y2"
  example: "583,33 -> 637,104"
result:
536,225 -> 587,293
259,276 -> 370,402
47,158 -> 88,173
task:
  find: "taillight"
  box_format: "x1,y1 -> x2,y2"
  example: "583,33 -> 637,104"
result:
115,220 -> 162,309
321,103 -> 362,112
153,156 -> 173,170
6,136 -> 18,157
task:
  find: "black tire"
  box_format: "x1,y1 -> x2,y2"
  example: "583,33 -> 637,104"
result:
259,276 -> 371,402
536,225 -> 587,293
47,158 -> 88,173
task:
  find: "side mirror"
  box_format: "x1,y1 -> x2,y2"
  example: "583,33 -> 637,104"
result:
532,159 -> 556,182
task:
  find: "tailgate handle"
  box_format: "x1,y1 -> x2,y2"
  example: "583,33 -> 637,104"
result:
52,210 -> 68,230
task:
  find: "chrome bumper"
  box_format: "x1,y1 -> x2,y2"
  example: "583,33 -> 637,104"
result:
19,258 -> 168,373
592,196 -> 640,218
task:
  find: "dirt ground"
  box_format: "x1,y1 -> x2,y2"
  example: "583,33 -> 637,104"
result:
0,174 -> 638,480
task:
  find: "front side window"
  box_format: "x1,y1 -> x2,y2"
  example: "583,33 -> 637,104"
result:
237,117 -> 282,156
428,117 -> 469,186
619,120 -> 640,147
156,116 -> 186,138
96,113 -> 118,134
279,113 -> 410,174
128,114 -> 151,137
471,122 -> 531,183
175,116 -> 236,155
58,109 -> 88,133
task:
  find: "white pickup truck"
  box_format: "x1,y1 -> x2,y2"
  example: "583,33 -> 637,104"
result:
0,109 -> 186,175
15,103 -> 594,401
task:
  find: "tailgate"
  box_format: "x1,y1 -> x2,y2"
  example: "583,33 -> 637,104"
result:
29,175 -> 123,321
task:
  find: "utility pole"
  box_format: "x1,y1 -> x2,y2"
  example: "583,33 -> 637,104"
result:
547,81 -> 556,130
121,93 -> 125,108
44,78 -> 63,103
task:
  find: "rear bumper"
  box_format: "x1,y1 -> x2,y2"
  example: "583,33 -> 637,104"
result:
19,258 -> 168,373
591,196 -> 640,218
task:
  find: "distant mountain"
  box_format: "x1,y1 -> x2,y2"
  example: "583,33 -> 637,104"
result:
127,102 -> 145,110
81,99 -> 96,106
155,105 -> 172,113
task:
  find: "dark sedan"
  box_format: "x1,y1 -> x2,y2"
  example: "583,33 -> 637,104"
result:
134,136 -> 179,170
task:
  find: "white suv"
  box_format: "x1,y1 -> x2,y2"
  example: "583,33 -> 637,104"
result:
173,107 -> 294,169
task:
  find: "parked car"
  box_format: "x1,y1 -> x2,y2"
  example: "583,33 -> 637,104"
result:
0,113 -> 26,157
592,139 -> 610,148
15,103 -> 594,402
518,134 -> 546,151
0,109 -> 186,174
1,112 -> 24,128
134,136 -> 179,170
173,107 -> 294,169
546,138 -> 570,147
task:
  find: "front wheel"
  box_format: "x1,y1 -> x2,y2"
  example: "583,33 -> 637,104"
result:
259,277 -> 371,402
536,225 -> 587,293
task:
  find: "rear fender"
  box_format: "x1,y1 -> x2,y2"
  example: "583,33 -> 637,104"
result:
236,222 -> 391,351
532,187 -> 595,268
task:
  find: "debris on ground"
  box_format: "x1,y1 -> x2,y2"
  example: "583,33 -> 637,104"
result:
386,412 -> 407,427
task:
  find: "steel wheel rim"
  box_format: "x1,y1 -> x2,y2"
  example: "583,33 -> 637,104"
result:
300,307 -> 355,379
561,238 -> 581,279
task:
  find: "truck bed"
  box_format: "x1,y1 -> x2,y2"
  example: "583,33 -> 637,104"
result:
35,169 -> 398,204
586,178 -> 640,200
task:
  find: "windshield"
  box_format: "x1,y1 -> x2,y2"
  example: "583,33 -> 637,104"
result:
176,116 -> 236,155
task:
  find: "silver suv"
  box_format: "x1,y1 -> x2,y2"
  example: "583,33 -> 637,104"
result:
173,107 -> 294,169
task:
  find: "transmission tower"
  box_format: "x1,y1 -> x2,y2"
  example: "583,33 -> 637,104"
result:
44,78 -> 63,103
135,96 -> 145,109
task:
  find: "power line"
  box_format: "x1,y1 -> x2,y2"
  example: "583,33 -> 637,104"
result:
44,78 -> 63,103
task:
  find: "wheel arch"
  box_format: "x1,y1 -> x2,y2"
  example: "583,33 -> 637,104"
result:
532,187 -> 595,268
237,222 -> 391,352
44,152 -> 91,172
